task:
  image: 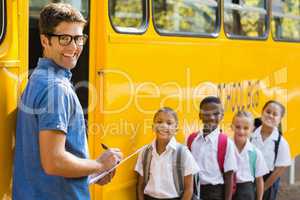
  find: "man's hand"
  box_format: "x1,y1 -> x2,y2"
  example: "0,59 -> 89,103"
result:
39,130 -> 121,178
96,170 -> 116,185
96,148 -> 123,171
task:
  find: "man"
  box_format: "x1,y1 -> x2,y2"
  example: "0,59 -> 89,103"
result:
13,3 -> 122,200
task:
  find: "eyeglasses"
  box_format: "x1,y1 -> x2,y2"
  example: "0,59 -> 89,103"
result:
45,33 -> 88,46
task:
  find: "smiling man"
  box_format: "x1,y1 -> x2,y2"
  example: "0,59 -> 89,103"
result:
12,3 -> 122,200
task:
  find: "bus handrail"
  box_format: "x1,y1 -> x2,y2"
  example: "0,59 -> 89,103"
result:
272,11 -> 300,20
177,0 -> 218,8
224,2 -> 267,15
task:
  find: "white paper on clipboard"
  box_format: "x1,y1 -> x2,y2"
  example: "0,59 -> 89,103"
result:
88,146 -> 145,185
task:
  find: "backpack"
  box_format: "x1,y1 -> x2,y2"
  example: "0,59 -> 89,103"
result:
253,118 -> 282,164
187,133 -> 201,200
141,143 -> 186,197
187,132 -> 237,197
248,147 -> 257,178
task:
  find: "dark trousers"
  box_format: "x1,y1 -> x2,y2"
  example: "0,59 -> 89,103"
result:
233,182 -> 255,200
144,195 -> 181,200
263,173 -> 280,200
200,184 -> 224,200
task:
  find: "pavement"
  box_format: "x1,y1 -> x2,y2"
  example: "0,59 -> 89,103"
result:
278,182 -> 300,200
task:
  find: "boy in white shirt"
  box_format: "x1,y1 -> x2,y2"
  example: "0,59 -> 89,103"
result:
135,107 -> 199,200
188,96 -> 237,200
251,100 -> 291,200
232,111 -> 269,200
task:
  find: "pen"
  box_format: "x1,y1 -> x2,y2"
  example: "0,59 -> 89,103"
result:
101,143 -> 121,164
88,145 -> 145,184
101,143 -> 109,150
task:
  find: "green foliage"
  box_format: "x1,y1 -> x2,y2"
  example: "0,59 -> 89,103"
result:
110,0 -> 143,28
29,0 -> 89,18
224,9 -> 266,37
272,0 -> 300,40
28,0 -> 299,39
153,0 -> 217,34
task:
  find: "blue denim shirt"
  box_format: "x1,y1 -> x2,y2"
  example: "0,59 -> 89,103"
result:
13,58 -> 90,200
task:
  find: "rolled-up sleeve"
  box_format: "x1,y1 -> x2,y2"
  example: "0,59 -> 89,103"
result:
275,138 -> 291,167
255,148 -> 269,177
37,83 -> 73,134
183,149 -> 200,176
224,139 -> 238,173
135,151 -> 144,176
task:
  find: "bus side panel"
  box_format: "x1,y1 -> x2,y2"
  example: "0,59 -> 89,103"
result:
0,67 -> 19,199
285,44 -> 300,158
101,40 -> 221,200
94,27 -> 223,200
0,0 -> 28,199
91,1 -> 300,200
219,40 -> 272,132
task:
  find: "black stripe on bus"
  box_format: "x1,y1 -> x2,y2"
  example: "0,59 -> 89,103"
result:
0,0 -> 6,44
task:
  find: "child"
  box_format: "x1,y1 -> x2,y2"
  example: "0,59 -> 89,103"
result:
250,100 -> 291,200
135,107 -> 199,200
187,96 -> 237,200
232,111 -> 269,200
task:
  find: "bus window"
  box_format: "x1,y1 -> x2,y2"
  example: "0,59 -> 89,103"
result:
271,0 -> 300,41
224,0 -> 267,39
153,0 -> 219,36
29,0 -> 89,69
30,0 -> 89,19
109,0 -> 147,33
0,0 -> 6,44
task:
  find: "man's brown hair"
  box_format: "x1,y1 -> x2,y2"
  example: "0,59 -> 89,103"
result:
39,3 -> 87,34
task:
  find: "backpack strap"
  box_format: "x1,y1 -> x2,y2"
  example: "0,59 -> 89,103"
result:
187,132 -> 198,151
274,133 -> 282,165
186,132 -> 201,199
217,133 -> 228,173
143,143 -> 186,196
142,144 -> 153,185
172,144 -> 186,196
217,133 -> 237,194
193,172 -> 201,200
254,118 -> 262,131
248,148 -> 257,178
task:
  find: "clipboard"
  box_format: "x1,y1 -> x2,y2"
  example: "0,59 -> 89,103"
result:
88,146 -> 145,184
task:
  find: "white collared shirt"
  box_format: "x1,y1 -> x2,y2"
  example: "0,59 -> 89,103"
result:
251,126 -> 291,171
190,128 -> 238,185
235,140 -> 269,183
135,137 -> 199,199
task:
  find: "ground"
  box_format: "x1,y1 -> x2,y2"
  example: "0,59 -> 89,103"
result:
278,183 -> 300,200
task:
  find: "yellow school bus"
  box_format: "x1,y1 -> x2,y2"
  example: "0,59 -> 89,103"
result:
1,0 -> 300,199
